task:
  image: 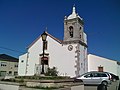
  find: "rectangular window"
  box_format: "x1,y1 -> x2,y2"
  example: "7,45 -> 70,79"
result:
93,73 -> 101,77
41,57 -> 48,65
101,73 -> 107,77
14,72 -> 18,75
9,71 -> 12,75
44,60 -> 48,65
0,71 -> 6,76
1,62 -> 7,66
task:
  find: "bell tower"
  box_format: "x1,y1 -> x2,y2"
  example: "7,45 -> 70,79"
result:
64,6 -> 84,42
63,6 -> 88,76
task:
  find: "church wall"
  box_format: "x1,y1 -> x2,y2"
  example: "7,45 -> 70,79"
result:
79,45 -> 87,75
84,48 -> 88,73
18,53 -> 27,76
18,6 -> 88,77
83,33 -> 87,44
88,54 -> 117,75
117,63 -> 120,78
18,35 -> 77,77
26,37 -> 43,76
18,5 -> 120,79
47,37 -> 77,77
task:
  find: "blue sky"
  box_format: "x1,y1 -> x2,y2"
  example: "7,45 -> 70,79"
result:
0,0 -> 120,61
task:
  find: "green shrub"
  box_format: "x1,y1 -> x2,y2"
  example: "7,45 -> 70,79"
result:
45,67 -> 58,76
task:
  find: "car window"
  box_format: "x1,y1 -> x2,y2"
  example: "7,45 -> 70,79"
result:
84,73 -> 93,77
101,73 -> 107,77
93,73 -> 101,77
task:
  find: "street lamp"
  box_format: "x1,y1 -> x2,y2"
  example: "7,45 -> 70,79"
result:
41,31 -> 47,42
41,31 -> 47,74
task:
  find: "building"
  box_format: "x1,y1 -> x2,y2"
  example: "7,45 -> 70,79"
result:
88,54 -> 120,78
18,6 -> 120,78
0,54 -> 18,76
18,6 -> 88,77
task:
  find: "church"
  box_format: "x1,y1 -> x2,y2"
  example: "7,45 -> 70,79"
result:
18,6 -> 120,78
18,6 -> 88,77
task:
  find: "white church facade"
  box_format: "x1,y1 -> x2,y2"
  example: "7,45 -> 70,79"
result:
18,6 -> 88,77
18,6 -> 120,78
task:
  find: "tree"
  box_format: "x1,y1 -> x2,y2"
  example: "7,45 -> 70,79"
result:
45,67 -> 58,76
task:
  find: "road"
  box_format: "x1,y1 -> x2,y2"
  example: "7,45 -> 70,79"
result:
84,80 -> 120,90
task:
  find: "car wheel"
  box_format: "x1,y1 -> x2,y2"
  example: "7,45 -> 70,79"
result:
101,81 -> 108,86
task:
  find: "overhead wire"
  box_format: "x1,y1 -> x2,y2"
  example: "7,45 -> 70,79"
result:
0,46 -> 25,54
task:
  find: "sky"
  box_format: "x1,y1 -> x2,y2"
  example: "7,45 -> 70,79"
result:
0,0 -> 120,61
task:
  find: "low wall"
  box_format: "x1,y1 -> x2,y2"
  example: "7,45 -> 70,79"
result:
0,80 -> 84,90
26,79 -> 84,89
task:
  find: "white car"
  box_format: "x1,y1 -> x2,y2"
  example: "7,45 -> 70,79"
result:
76,71 -> 112,85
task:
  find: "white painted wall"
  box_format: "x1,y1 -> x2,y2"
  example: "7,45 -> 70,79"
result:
85,48 -> 88,73
43,36 -> 77,77
18,35 -> 87,77
88,54 -> 118,75
48,36 -> 77,77
26,37 -> 43,76
117,63 -> 120,78
18,53 -> 27,76
83,33 -> 87,44
79,45 -> 88,75
79,45 -> 85,75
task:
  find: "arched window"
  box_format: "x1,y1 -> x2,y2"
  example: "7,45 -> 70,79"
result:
69,26 -> 73,38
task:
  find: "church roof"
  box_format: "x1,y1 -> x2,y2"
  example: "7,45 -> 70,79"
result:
0,54 -> 18,62
46,32 -> 63,44
67,6 -> 82,20
27,32 -> 63,49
